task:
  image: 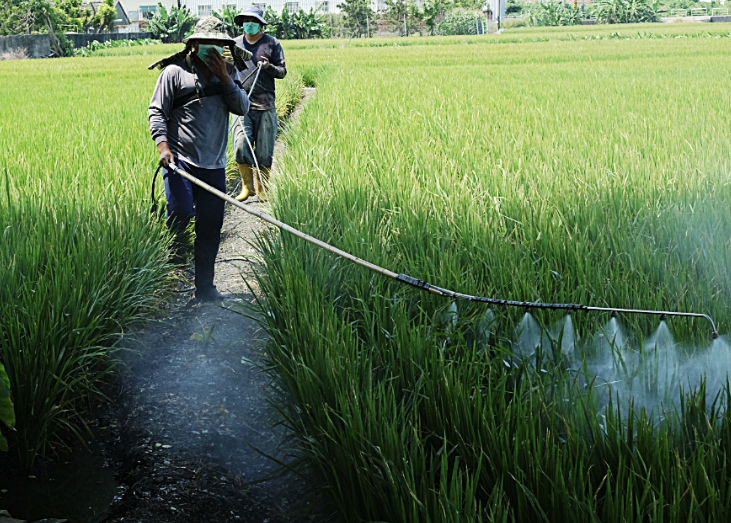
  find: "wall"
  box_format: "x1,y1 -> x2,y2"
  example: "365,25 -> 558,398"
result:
64,32 -> 153,48
0,34 -> 50,58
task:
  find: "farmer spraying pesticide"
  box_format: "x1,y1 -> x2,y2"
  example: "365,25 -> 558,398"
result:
232,5 -> 287,203
148,17 -> 251,302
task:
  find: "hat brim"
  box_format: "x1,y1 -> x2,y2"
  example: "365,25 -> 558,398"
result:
234,13 -> 268,25
183,32 -> 237,43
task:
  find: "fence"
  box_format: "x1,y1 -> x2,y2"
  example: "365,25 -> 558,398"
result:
0,34 -> 50,58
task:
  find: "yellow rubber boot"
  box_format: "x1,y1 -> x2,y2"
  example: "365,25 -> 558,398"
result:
255,166 -> 271,202
235,163 -> 255,202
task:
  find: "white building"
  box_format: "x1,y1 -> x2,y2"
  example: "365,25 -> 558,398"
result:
118,0 -> 398,20
117,0 -> 177,22
179,0 -> 345,15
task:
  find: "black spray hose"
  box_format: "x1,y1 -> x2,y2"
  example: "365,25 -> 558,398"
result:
166,163 -> 719,340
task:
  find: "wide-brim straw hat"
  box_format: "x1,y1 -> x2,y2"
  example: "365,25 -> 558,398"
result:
184,16 -> 237,43
234,5 -> 268,26
148,17 -> 252,71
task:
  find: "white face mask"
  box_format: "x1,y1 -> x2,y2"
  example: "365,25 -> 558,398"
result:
197,44 -> 223,63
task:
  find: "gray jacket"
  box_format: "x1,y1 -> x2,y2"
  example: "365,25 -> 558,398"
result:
149,57 -> 249,169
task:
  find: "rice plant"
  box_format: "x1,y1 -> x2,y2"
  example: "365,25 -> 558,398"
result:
0,43 -> 319,470
0,54 -> 175,469
255,30 -> 731,521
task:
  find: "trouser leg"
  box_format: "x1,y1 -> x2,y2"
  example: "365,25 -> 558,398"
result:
253,108 -> 278,170
253,109 -> 278,200
190,167 -> 226,294
233,113 -> 258,166
163,159 -> 195,263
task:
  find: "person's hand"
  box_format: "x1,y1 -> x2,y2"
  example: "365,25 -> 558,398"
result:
158,142 -> 175,169
220,45 -> 234,65
205,48 -> 231,84
258,57 -> 270,70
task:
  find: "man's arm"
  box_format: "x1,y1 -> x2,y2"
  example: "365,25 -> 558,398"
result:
149,68 -> 176,167
260,39 -> 286,79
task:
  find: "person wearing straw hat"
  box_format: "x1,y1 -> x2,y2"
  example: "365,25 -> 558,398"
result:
231,5 -> 287,203
148,16 -> 251,302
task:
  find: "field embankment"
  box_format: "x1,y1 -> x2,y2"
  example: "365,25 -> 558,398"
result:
258,29 -> 731,521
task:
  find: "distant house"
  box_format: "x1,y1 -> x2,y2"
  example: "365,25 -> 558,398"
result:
116,0 -> 178,22
175,0 -> 339,15
116,0 -> 394,20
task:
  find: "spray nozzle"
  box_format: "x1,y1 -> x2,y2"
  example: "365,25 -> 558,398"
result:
611,310 -> 618,318
659,314 -> 667,321
713,331 -> 719,340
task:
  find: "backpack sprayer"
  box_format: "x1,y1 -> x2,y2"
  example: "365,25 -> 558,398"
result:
165,162 -> 720,341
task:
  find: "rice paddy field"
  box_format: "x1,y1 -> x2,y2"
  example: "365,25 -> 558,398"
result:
0,49 -> 304,469
3,21 -> 731,520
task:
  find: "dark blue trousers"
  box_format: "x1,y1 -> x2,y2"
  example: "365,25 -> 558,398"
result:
163,158 -> 226,293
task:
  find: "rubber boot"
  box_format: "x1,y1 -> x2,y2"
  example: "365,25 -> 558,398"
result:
235,163 -> 255,202
255,166 -> 271,202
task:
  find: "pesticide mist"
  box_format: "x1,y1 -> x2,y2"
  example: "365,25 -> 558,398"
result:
509,309 -> 731,423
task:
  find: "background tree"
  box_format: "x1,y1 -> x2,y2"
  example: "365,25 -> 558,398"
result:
263,6 -> 328,39
263,6 -> 295,39
148,2 -> 197,43
594,0 -> 657,23
54,0 -> 116,33
423,0 -> 449,35
291,7 -> 328,38
214,5 -> 243,37
336,0 -> 374,37
531,0 -> 581,25
435,9 -> 479,34
385,0 -> 422,35
0,0 -> 73,55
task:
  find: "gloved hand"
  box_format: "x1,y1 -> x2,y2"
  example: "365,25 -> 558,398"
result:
221,46 -> 235,65
222,45 -> 253,71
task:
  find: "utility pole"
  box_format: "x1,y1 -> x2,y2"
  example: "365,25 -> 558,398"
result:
404,13 -> 407,36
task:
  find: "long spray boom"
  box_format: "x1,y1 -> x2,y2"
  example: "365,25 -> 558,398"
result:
168,163 -> 719,340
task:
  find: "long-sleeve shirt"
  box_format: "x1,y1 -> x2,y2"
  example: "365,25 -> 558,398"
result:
148,57 -> 250,169
233,34 -> 286,111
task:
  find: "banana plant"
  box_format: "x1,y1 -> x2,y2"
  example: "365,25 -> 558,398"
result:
214,5 -> 243,37
532,0 -> 581,26
0,361 -> 15,452
148,3 -> 197,43
594,0 -> 657,23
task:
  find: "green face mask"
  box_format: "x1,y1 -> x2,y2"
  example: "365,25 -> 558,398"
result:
243,22 -> 260,35
197,44 -> 223,63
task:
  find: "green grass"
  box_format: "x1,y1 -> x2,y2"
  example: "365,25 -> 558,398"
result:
255,32 -> 731,521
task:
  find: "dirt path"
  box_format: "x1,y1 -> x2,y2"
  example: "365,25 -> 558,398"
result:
101,88 -> 321,523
